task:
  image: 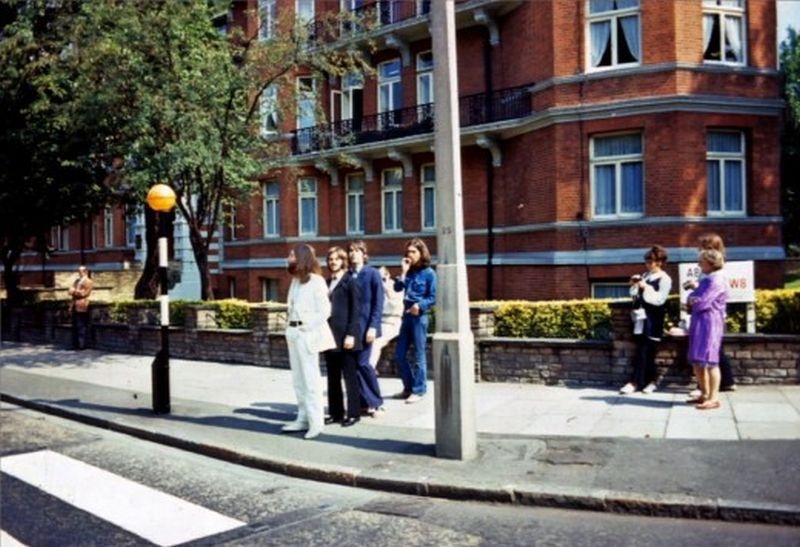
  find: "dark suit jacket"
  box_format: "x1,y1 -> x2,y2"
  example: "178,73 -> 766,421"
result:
352,265 -> 384,343
327,271 -> 362,351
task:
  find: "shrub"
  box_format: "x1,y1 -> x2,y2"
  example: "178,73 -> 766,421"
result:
212,299 -> 253,329
494,299 -> 613,340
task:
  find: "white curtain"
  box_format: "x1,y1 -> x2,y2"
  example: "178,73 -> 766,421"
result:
702,14 -> 715,54
620,15 -> 640,61
724,16 -> 743,62
591,21 -> 611,67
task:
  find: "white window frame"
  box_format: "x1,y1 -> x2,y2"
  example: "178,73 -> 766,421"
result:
260,84 -> 279,137
706,130 -> 746,217
103,206 -> 114,247
296,0 -> 314,23
125,206 -> 138,248
586,0 -> 641,71
381,167 -> 403,233
298,177 -> 318,236
590,132 -> 644,219
702,0 -> 746,65
421,164 -> 436,231
225,204 -> 238,241
592,282 -> 632,299
261,277 -> 279,302
263,181 -> 281,237
346,173 -> 365,235
51,225 -> 69,251
378,58 -> 402,128
416,51 -> 433,121
259,0 -> 277,41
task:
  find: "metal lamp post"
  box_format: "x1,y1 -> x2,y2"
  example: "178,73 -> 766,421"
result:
146,183 -> 176,414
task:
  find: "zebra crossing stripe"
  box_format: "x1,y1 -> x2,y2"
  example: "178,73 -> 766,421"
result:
1,530 -> 28,547
1,450 -> 245,547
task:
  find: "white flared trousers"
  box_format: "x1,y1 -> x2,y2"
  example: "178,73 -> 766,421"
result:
285,327 -> 324,430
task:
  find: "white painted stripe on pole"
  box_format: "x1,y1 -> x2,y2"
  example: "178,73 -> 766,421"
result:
1,530 -> 28,547
1,450 -> 245,546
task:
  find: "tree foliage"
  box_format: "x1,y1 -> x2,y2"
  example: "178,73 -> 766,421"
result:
0,0 -> 111,303
63,0 -> 372,299
780,27 -> 800,255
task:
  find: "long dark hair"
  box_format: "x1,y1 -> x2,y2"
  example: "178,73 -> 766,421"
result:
405,237 -> 432,270
289,243 -> 321,281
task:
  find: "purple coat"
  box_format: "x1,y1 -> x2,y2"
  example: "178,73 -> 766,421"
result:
687,271 -> 728,366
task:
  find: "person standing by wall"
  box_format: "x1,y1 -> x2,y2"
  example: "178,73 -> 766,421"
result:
392,238 -> 437,404
619,245 -> 672,395
686,248 -> 729,410
283,244 -> 336,439
69,266 -> 93,350
347,240 -> 385,416
685,233 -> 736,395
368,266 -> 404,373
324,246 -> 362,427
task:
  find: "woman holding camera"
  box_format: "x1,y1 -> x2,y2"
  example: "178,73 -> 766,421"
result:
392,238 -> 436,404
619,245 -> 672,395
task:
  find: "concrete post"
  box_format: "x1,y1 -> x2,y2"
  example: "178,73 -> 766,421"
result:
431,0 -> 477,460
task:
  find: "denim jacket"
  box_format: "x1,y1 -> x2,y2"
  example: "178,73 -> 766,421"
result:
394,266 -> 436,313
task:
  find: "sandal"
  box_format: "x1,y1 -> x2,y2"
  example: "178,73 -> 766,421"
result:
695,400 -> 721,410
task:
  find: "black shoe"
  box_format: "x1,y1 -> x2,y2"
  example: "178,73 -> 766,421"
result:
341,417 -> 360,427
324,416 -> 342,425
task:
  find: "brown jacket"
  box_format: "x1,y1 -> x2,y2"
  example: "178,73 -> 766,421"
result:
70,276 -> 93,313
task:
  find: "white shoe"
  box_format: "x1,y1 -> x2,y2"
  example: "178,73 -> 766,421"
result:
281,421 -> 308,432
304,427 -> 322,439
642,382 -> 657,394
689,388 -> 702,398
619,383 -> 636,395
405,393 -> 423,404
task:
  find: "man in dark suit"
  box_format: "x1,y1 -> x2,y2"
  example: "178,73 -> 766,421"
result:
348,240 -> 385,415
324,247 -> 363,426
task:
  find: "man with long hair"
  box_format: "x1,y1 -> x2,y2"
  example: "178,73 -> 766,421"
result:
392,238 -> 436,404
283,244 -> 336,439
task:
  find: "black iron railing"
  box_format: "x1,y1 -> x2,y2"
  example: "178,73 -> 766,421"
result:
291,83 -> 533,155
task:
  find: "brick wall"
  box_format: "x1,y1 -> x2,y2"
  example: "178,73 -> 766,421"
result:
6,302 -> 797,387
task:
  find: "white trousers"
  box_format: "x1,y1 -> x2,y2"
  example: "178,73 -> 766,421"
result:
285,327 -> 323,430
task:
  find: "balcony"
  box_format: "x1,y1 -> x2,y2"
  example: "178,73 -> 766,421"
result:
290,83 -> 533,155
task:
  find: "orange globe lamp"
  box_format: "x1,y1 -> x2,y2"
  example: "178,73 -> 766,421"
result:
146,184 -> 176,212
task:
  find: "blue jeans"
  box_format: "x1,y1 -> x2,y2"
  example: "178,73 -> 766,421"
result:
394,313 -> 429,395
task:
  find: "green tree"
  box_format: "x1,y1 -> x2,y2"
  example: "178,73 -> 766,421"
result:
64,0 -> 371,299
0,0 -> 111,304
780,27 -> 800,256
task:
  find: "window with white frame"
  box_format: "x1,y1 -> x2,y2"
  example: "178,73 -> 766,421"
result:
259,0 -> 277,40
591,133 -> 644,218
263,181 -> 280,237
296,0 -> 314,23
378,58 -> 402,127
346,173 -> 365,234
421,164 -> 436,230
224,204 -> 238,241
707,131 -> 746,216
104,206 -> 114,247
382,168 -> 403,233
592,283 -> 631,299
296,77 -> 316,152
702,0 -> 746,65
587,0 -> 640,70
51,225 -> 69,251
125,205 -> 138,247
260,84 -> 279,136
261,277 -> 279,302
416,51 -> 433,121
298,177 -> 318,235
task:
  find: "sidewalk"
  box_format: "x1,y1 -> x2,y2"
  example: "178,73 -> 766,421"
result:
2,342 -> 800,524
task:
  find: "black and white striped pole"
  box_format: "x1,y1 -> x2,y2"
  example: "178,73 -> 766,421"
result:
146,183 -> 176,414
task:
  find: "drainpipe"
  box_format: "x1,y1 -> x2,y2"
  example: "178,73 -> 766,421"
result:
484,26 -> 494,299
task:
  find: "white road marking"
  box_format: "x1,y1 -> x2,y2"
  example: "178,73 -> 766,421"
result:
1,450 -> 245,546
0,530 -> 28,547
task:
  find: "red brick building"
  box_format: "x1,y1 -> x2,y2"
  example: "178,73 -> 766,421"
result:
15,0 -> 786,303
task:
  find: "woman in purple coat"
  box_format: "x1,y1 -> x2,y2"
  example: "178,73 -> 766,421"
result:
687,249 -> 728,410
